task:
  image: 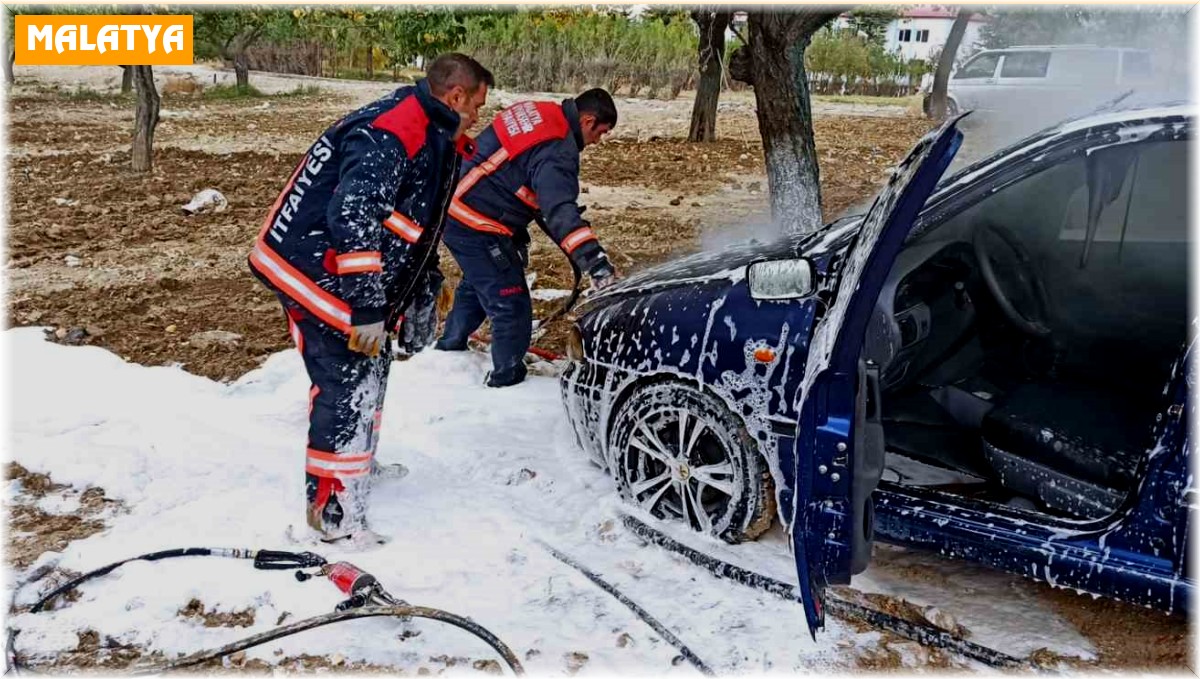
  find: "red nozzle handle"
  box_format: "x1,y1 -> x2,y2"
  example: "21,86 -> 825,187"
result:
326,561 -> 377,595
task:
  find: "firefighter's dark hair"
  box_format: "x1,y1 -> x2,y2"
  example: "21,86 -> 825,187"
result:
427,53 -> 494,96
576,88 -> 618,127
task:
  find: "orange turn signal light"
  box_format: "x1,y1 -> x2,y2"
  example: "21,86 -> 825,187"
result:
754,347 -> 776,363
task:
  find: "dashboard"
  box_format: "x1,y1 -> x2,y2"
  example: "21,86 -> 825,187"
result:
863,240 -> 979,391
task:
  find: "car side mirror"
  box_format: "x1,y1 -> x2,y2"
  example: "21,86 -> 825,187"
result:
748,259 -> 816,301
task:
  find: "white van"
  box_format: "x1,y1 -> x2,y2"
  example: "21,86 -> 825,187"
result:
927,45 -> 1155,118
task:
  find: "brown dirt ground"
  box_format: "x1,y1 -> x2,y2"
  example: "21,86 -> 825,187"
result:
1038,587 -> 1192,670
843,549 -> 1191,671
6,463 -> 121,570
6,92 -> 928,381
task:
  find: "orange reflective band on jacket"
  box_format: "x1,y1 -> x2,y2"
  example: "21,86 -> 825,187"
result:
448,198 -> 514,236
250,242 -> 352,334
515,186 -> 539,210
455,148 -> 510,198
560,226 -> 598,254
452,146 -> 543,235
335,251 -> 382,275
305,448 -> 372,479
383,211 -> 424,243
288,316 -> 305,354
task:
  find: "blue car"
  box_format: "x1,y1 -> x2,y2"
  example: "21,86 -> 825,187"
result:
560,105 -> 1193,636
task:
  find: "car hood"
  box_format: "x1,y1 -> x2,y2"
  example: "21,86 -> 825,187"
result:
583,216 -> 864,309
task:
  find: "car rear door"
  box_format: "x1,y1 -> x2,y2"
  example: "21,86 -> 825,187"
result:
996,49 -> 1051,110
790,118 -> 964,637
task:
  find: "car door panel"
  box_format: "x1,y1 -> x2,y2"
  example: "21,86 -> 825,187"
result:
791,118 -> 964,636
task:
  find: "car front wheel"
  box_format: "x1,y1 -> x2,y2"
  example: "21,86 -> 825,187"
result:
607,381 -> 775,543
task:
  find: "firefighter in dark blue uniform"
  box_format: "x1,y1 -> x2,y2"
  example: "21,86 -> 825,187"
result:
249,54 -> 493,546
435,89 -> 619,387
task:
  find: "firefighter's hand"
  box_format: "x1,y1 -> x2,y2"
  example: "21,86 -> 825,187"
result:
348,321 -> 387,357
591,263 -> 619,291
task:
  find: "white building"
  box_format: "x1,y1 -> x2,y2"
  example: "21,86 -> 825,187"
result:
883,6 -> 986,63
828,6 -> 987,63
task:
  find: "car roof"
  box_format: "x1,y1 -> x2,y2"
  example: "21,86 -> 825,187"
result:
936,102 -> 1192,195
983,45 -> 1148,53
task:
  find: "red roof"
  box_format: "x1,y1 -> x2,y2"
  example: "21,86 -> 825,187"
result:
900,5 -> 986,21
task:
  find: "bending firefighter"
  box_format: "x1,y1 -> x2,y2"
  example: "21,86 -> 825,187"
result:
249,54 -> 493,545
435,89 -> 620,387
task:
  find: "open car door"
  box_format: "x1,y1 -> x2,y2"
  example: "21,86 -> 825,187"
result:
791,117 -> 964,637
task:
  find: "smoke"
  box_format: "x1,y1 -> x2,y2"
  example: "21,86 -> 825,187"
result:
697,5 -> 1192,250
949,5 -> 1192,169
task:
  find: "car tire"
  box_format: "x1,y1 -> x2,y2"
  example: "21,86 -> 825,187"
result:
607,381 -> 775,543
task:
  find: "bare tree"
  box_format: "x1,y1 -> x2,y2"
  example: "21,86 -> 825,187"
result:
121,66 -> 133,94
131,66 -> 160,172
3,9 -> 13,86
736,8 -> 845,234
929,8 -> 973,120
688,8 -> 733,142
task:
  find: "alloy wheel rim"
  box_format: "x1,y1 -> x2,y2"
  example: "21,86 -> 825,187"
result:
622,406 -> 739,535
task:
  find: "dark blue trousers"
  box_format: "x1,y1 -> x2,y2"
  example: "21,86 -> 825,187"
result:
437,222 -> 531,386
280,299 -> 390,537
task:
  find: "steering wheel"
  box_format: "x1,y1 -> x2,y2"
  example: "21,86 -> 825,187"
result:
973,222 -> 1052,337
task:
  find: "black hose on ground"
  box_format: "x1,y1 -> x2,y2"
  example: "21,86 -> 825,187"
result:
533,538 -> 716,676
133,605 -> 524,675
6,548 -> 524,675
620,514 -> 1027,670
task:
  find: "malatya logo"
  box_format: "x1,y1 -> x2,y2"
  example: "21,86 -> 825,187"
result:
15,15 -> 193,66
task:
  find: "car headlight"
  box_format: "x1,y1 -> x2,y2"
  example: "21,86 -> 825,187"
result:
566,324 -> 586,362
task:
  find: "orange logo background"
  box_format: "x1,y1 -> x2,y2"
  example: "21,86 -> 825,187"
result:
15,15 -> 193,66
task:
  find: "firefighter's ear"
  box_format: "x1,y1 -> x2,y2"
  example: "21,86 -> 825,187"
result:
444,85 -> 468,110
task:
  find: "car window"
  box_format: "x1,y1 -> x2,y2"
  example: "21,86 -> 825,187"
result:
1000,51 -> 1050,78
954,53 -> 999,80
1123,141 -> 1188,243
1049,49 -> 1119,83
913,137 -> 1188,389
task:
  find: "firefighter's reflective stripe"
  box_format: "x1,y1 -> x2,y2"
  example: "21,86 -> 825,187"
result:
250,243 -> 352,333
306,448 -> 372,479
515,186 -> 539,209
448,198 -> 514,236
288,316 -> 305,354
383,212 -> 424,243
453,147 -> 541,232
560,226 -> 598,254
335,251 -> 383,275
455,148 -> 510,198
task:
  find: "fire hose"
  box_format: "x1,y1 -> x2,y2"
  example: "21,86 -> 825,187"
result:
5,548 -> 524,675
620,514 -> 1027,669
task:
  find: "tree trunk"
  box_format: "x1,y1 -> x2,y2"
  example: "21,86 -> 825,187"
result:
131,65 -> 160,172
234,53 -> 250,91
121,66 -> 133,94
231,28 -> 258,92
930,8 -> 972,120
746,10 -> 844,234
4,45 -> 13,85
366,46 -> 374,80
688,9 -> 731,142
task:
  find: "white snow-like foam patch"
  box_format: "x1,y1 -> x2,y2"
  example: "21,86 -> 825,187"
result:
3,328 -> 1095,669
531,288 -> 572,302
